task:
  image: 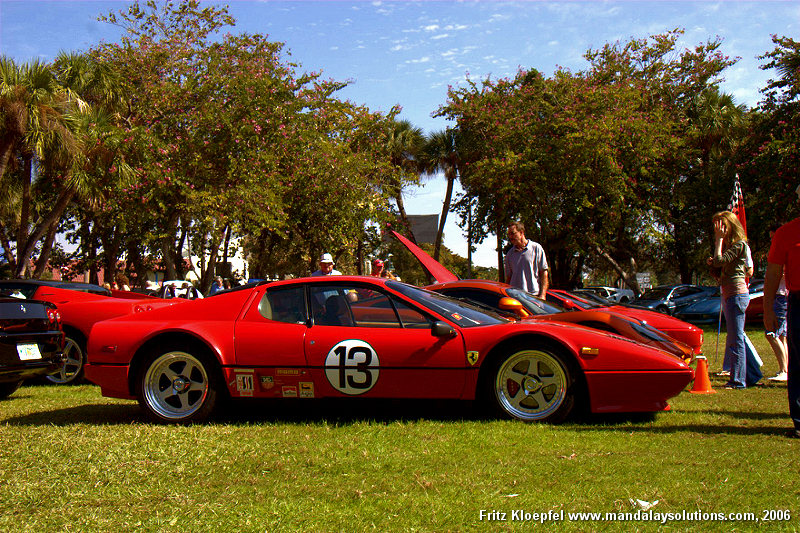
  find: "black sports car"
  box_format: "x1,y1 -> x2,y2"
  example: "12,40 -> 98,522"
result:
0,297 -> 65,399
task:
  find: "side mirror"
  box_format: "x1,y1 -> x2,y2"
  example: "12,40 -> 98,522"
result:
498,297 -> 530,318
431,321 -> 457,338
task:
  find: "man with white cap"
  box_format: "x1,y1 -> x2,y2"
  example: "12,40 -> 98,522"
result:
764,183 -> 800,438
312,253 -> 342,276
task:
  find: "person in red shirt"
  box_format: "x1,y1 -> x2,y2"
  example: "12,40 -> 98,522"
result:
764,184 -> 800,438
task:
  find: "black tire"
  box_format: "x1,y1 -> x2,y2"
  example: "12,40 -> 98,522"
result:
0,381 -> 23,400
487,346 -> 576,423
136,348 -> 221,423
46,334 -> 86,385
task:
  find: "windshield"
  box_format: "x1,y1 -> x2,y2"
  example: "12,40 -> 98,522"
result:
387,281 -> 508,327
507,288 -> 566,315
573,290 -> 615,306
552,292 -> 595,310
639,287 -> 672,300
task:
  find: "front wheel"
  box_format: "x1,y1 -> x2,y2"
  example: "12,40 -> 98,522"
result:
489,348 -> 575,423
137,349 -> 220,423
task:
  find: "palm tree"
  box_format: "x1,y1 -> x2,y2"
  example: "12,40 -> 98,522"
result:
687,88 -> 746,184
385,119 -> 425,243
421,128 -> 460,261
0,57 -> 78,276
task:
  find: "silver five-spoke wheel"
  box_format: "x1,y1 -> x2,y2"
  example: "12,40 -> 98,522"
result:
46,336 -> 84,384
141,351 -> 212,422
494,349 -> 571,422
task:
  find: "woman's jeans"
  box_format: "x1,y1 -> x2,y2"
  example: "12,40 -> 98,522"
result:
722,293 -> 750,388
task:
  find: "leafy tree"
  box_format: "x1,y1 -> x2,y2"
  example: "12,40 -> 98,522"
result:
439,67 -> 679,289
584,29 -> 739,284
95,1 -> 400,287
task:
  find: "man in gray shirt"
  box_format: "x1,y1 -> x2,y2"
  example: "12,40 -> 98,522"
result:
504,221 -> 549,297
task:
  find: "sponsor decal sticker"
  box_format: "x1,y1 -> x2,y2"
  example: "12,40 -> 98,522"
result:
277,368 -> 302,376
324,339 -> 379,395
235,370 -> 255,396
260,375 -> 275,390
282,385 -> 298,398
299,382 -> 315,398
467,351 -> 480,366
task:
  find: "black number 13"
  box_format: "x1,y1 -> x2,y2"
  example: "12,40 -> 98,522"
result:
334,345 -> 373,389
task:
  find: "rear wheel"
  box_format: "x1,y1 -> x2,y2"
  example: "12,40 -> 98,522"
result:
0,381 -> 23,400
46,335 -> 85,384
137,349 -> 220,423
489,347 -> 575,423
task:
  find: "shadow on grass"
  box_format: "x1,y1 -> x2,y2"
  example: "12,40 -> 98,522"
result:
1,397 -> 792,437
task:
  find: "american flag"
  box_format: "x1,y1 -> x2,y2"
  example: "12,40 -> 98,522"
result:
727,174 -> 747,236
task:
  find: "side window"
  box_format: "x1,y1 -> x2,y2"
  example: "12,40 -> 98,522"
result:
392,298 -> 431,328
349,292 -> 401,327
310,286 -> 356,327
308,284 -> 429,329
259,286 -> 306,324
674,287 -> 692,299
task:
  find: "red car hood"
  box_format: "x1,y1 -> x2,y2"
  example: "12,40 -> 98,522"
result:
392,230 -> 458,283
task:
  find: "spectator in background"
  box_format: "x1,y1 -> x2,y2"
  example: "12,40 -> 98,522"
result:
504,221 -> 549,298
210,276 -> 224,295
710,211 -> 750,389
764,184 -> 800,438
312,253 -> 342,276
371,258 -> 397,280
115,274 -> 130,291
766,224 -> 789,382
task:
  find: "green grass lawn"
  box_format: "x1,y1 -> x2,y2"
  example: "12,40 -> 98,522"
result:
1,325 -> 797,532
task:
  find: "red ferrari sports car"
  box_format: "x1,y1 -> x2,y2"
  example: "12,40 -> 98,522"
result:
546,290 -> 703,353
0,281 -> 183,384
85,276 -> 693,424
391,231 -> 702,358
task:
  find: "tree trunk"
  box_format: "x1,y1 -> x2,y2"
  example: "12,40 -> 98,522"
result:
593,243 -> 642,294
32,219 -> 60,279
466,198 -> 473,279
433,172 -> 455,261
14,188 -> 75,279
395,193 -> 417,244
160,211 -> 180,280
0,137 -> 16,186
127,241 -> 149,289
100,226 -> 121,286
496,221 -> 505,283
17,155 -> 32,256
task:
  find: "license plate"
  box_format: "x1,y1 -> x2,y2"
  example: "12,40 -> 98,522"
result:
17,343 -> 42,361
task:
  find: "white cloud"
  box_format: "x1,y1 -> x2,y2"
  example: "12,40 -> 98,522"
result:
431,33 -> 449,40
488,14 -> 511,23
407,56 -> 432,64
424,24 -> 440,32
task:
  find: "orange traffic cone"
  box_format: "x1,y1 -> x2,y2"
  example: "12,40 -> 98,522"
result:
690,355 -> 716,394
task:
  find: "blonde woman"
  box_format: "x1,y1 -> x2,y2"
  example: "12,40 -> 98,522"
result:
710,211 -> 750,389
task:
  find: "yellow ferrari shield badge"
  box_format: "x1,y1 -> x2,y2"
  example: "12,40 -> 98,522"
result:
467,351 -> 479,366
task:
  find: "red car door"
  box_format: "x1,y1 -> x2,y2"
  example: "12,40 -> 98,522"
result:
303,283 -> 467,399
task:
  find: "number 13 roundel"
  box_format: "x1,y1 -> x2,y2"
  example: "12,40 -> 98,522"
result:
324,340 -> 380,395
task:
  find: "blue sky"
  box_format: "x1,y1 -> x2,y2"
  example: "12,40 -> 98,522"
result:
1,0 -> 797,267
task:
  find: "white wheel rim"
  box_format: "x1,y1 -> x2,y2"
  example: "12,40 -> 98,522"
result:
143,352 -> 209,420
495,350 -> 568,421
